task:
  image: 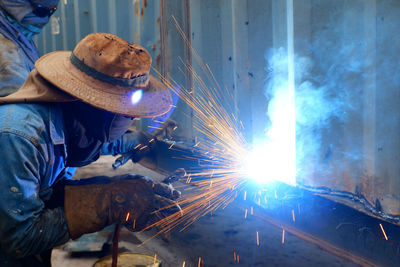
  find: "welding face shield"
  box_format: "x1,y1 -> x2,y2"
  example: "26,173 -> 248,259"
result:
0,0 -> 59,28
62,101 -> 134,167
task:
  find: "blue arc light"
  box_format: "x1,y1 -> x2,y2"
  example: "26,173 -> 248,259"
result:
131,89 -> 143,105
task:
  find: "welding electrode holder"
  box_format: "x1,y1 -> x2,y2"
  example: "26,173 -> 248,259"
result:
112,132 -> 156,169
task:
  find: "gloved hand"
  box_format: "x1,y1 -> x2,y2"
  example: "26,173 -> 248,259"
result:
64,174 -> 181,240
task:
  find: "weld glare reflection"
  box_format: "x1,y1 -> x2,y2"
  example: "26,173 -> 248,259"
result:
131,89 -> 143,105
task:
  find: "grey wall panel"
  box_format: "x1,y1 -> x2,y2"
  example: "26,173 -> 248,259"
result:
36,0 -> 161,67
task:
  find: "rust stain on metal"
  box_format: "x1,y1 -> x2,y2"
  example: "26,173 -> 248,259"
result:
156,54 -> 161,68
144,0 -> 147,8
134,2 -> 139,16
141,7 -> 144,16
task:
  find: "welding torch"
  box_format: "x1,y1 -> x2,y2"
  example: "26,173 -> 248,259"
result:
112,152 -> 137,169
112,133 -> 156,169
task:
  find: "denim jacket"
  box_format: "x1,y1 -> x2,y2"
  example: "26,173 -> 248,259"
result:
0,101 -> 126,265
0,103 -> 73,262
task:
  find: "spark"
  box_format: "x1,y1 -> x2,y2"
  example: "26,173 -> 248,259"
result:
173,125 -> 178,131
379,223 -> 388,240
282,229 -> 285,244
185,174 -> 192,184
251,206 -> 253,215
139,145 -> 148,151
198,257 -> 202,267
141,16 -> 271,237
233,251 -> 236,261
134,144 -> 141,150
240,120 -> 244,130
256,231 -> 260,246
244,209 -> 248,219
148,126 -> 163,130
237,254 -> 239,263
125,212 -> 130,222
149,138 -> 155,143
168,142 -> 175,149
292,209 -> 295,222
153,254 -> 157,264
244,191 -> 247,201
182,261 -> 186,267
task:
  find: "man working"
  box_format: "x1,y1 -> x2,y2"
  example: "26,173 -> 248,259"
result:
0,0 -> 59,97
0,32 -> 180,266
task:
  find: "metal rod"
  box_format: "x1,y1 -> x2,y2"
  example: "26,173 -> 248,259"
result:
112,224 -> 121,267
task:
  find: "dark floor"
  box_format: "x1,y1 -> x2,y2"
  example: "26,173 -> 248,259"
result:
51,156 -> 361,267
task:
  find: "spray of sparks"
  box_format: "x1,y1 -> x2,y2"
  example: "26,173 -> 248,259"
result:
144,16 -> 250,235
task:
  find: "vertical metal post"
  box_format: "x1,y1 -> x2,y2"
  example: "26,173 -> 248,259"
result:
159,0 -> 194,143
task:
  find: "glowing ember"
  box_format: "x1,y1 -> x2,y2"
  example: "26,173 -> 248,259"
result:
379,223 -> 388,240
256,231 -> 260,246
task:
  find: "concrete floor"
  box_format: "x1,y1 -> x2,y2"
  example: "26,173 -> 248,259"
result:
51,156 -> 359,267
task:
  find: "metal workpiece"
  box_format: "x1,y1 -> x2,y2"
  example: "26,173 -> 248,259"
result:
245,182 -> 400,267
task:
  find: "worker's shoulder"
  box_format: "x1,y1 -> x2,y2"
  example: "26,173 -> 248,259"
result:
0,103 -> 54,144
0,32 -> 23,63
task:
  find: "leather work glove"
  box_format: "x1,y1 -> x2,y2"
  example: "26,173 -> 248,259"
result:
64,174 -> 181,240
112,131 -> 156,168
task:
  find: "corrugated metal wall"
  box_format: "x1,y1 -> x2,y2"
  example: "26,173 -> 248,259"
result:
35,0 -> 400,222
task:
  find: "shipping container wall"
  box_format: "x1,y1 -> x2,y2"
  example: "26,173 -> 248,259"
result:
35,0 -> 400,222
292,0 -> 400,221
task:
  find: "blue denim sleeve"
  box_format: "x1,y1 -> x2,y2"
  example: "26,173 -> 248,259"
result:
0,132 -> 70,258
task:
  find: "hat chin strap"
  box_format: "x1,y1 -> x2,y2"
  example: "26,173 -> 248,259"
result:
70,52 -> 149,88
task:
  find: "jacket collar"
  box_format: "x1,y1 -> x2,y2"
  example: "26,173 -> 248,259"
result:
49,103 -> 65,145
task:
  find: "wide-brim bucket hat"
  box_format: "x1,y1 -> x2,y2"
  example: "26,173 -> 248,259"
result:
35,32 -> 172,118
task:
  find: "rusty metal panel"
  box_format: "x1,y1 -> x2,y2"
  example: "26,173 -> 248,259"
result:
188,0 -> 273,142
35,0 -> 161,71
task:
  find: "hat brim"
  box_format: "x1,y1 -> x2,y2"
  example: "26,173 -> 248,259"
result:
35,51 -> 172,118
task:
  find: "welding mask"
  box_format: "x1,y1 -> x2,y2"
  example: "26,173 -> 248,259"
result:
0,0 -> 59,28
62,101 -> 134,167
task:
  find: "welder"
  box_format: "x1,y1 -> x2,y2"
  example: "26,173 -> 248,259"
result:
0,0 -> 60,97
0,32 -> 180,266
